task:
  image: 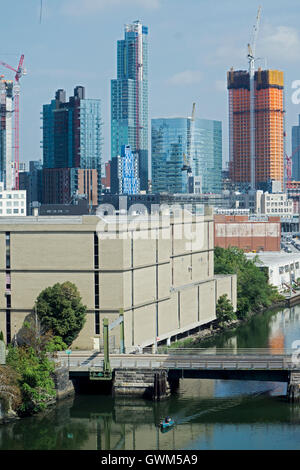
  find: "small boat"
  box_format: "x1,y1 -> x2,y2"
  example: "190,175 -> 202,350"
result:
160,417 -> 175,432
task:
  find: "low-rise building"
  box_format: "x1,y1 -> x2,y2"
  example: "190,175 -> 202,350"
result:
260,192 -> 294,217
0,183 -> 26,216
0,209 -> 236,350
246,252 -> 300,291
214,214 -> 281,252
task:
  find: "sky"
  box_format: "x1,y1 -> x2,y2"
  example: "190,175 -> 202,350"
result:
1,0 -> 300,171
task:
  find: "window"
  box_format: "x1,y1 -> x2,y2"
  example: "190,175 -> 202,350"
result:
6,209 -> 12,214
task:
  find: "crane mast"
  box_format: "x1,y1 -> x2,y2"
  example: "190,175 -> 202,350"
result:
248,6 -> 261,190
0,55 -> 26,190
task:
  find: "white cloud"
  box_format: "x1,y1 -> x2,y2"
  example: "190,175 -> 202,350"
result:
168,70 -> 202,85
208,24 -> 300,68
260,24 -> 300,63
61,0 -> 160,16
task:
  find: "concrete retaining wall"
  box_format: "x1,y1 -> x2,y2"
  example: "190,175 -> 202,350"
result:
52,367 -> 75,401
113,369 -> 170,400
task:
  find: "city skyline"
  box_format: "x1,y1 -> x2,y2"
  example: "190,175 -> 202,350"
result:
1,0 -> 300,171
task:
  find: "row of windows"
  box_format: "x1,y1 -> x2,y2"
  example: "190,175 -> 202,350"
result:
0,193 -> 25,199
0,208 -> 25,214
0,201 -> 25,207
279,262 -> 300,274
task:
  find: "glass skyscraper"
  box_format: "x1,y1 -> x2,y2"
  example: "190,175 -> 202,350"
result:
151,118 -> 222,194
292,115 -> 300,181
42,86 -> 102,204
111,20 -> 148,191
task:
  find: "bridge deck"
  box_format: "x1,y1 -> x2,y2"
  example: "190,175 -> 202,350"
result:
55,350 -> 300,374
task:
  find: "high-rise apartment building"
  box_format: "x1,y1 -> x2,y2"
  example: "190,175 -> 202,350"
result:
292,115 -> 300,181
19,160 -> 43,215
151,117 -> 222,194
0,78 -> 14,190
42,86 -> 102,205
111,20 -> 148,191
111,145 -> 140,195
227,68 -> 284,191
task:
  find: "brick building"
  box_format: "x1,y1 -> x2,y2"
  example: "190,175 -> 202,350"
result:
214,214 -> 281,252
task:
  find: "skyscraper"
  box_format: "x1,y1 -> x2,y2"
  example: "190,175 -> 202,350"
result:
111,20 -> 148,191
0,78 -> 14,190
151,117 -> 222,194
110,145 -> 140,194
42,86 -> 102,205
227,68 -> 284,191
292,115 -> 300,181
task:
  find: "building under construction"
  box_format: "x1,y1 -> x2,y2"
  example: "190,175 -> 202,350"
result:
0,78 -> 14,190
227,68 -> 284,191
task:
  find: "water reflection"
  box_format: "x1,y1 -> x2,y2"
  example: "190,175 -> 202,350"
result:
1,382 -> 299,450
1,305 -> 300,450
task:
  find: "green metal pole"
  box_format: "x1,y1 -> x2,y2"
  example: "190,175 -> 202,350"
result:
119,309 -> 125,354
103,318 -> 111,375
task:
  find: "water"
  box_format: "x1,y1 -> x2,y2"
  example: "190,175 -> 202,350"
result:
1,305 -> 300,450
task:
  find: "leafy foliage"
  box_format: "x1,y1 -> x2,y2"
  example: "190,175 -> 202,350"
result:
216,294 -> 237,326
214,246 -> 283,318
36,282 -> 87,346
17,318 -> 67,356
6,345 -> 56,415
0,365 -> 22,413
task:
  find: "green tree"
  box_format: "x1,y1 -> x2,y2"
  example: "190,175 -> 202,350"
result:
214,246 -> 282,319
0,331 -> 4,341
35,282 -> 86,346
216,294 -> 236,326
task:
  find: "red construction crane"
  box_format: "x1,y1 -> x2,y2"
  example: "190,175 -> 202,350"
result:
0,54 -> 26,189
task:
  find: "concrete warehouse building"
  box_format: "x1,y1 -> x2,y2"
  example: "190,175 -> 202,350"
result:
0,209 -> 236,350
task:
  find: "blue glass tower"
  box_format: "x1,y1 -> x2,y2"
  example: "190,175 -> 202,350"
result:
110,145 -> 140,195
111,20 -> 148,191
151,117 -> 222,194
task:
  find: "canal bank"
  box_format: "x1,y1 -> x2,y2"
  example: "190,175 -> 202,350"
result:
1,303 -> 300,449
163,297 -> 291,350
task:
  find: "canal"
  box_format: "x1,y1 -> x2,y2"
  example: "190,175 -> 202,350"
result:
1,304 -> 300,450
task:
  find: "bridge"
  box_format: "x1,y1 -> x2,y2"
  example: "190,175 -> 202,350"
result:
55,348 -> 300,403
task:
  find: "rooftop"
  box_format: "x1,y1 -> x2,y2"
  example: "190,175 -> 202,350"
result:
246,251 -> 300,267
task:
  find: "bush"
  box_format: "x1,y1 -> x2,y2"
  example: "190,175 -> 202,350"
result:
6,345 -> 56,414
216,294 -> 237,326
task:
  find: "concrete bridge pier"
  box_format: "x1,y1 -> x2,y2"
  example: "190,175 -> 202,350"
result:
287,372 -> 300,403
113,369 -> 170,400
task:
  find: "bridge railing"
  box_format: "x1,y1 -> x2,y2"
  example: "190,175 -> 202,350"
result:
152,347 -> 293,356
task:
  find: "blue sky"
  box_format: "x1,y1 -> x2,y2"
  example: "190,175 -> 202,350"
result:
1,0 -> 300,170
